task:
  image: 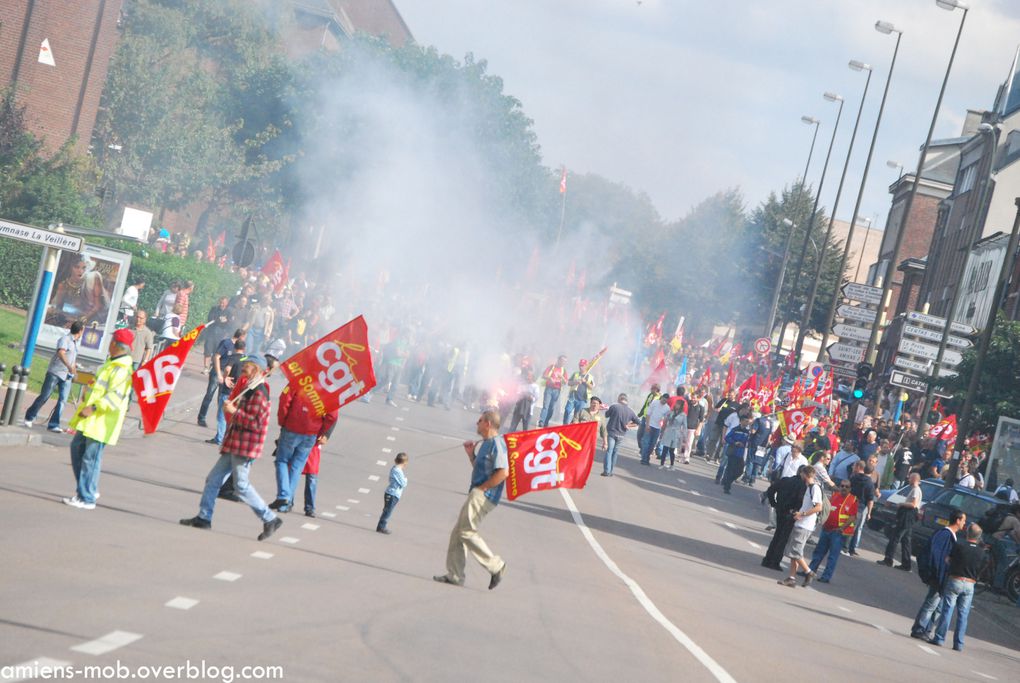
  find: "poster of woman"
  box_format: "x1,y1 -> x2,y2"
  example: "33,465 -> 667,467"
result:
38,245 -> 131,363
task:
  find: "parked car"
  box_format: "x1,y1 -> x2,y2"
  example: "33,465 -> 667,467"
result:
911,485 -> 1014,557
867,478 -> 944,534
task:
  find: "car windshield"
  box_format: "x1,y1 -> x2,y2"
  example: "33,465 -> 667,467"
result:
932,489 -> 994,519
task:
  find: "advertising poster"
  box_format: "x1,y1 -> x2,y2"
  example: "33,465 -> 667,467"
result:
36,244 -> 131,364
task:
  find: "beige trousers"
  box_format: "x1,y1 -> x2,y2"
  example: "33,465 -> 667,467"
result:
446,488 -> 503,583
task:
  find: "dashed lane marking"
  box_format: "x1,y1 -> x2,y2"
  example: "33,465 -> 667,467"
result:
358,488 -> 371,494
724,522 -> 737,530
401,407 -> 409,412
71,631 -> 143,655
320,512 -> 336,518
301,523 -> 320,531
212,571 -> 241,582
747,541 -> 761,549
559,489 -> 736,683
837,606 -> 852,613
368,475 -> 380,481
917,645 -> 939,656
391,427 -> 400,431
250,551 -> 274,559
376,460 -> 388,466
676,478 -> 687,484
279,537 -> 300,545
336,505 -> 350,511
396,417 -> 405,421
3,658 -> 72,681
165,597 -> 199,610
690,490 -> 701,497
386,436 -> 396,441
382,448 -> 393,453
872,624 -> 890,634
972,671 -> 997,681
347,499 -> 360,504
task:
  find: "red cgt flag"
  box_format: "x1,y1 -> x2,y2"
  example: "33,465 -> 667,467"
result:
281,315 -> 377,416
261,249 -> 289,294
929,414 -> 958,442
133,324 -> 207,434
777,406 -> 816,441
504,421 -> 597,501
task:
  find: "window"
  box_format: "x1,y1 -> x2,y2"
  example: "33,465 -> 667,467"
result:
957,163 -> 977,194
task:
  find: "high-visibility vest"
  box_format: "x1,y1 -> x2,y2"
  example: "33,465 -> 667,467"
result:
70,353 -> 133,446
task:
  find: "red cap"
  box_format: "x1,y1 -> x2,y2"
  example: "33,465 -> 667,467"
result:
112,328 -> 135,348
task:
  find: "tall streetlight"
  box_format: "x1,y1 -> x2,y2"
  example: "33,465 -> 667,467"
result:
863,0 -> 970,365
886,159 -> 904,179
766,218 -> 797,342
777,92 -> 844,363
854,216 -> 875,282
793,61 -> 874,362
799,115 -> 821,184
818,21 -> 903,362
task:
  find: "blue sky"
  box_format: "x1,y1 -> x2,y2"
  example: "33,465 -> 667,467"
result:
397,0 -> 1020,226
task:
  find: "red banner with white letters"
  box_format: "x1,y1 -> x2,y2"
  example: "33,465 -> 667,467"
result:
777,406 -> 815,441
280,315 -> 376,416
133,324 -> 206,434
504,421 -> 597,501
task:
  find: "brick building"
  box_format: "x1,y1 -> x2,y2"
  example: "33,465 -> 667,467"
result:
0,0 -> 123,154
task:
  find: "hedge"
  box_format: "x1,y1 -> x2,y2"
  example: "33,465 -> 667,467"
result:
0,239 -> 45,309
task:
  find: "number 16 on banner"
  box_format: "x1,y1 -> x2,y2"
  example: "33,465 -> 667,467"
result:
132,324 -> 206,434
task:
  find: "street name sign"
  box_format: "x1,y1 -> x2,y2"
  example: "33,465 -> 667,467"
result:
827,342 -> 865,364
832,323 -> 871,342
897,338 -> 963,365
893,354 -> 959,378
841,282 -> 882,306
890,370 -> 951,398
837,304 -> 877,324
906,310 -> 977,336
0,218 -> 83,252
902,323 -> 973,349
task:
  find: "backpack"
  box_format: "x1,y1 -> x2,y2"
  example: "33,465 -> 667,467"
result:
816,485 -> 831,527
995,485 -> 1016,501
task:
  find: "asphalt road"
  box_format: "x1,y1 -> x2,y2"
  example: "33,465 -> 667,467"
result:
2,371 -> 1019,682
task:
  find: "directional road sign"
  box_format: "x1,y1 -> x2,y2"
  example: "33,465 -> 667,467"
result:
889,370 -> 951,398
827,342 -> 865,364
831,323 -> 871,342
893,355 -> 960,378
0,218 -> 83,252
837,304 -> 877,324
902,323 -> 973,349
906,310 -> 977,336
841,282 -> 882,306
897,338 -> 963,365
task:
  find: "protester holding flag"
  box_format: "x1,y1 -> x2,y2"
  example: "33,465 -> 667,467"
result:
62,329 -> 134,511
538,355 -> 568,427
562,359 -> 594,425
269,384 -> 339,514
434,411 -> 509,589
635,383 -> 662,451
181,355 -> 283,541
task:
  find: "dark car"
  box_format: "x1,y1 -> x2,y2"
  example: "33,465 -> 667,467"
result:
911,485 -> 1013,557
868,478 -> 944,534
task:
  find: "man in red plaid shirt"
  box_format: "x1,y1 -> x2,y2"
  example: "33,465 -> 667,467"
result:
180,355 -> 282,541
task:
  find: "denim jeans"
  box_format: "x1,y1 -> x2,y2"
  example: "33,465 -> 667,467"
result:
539,387 -> 560,427
197,372 -> 219,423
911,583 -> 943,637
303,474 -> 317,513
604,435 -> 622,475
69,432 -> 105,504
274,429 -> 317,504
562,396 -> 585,426
214,390 -> 228,444
715,452 -> 729,483
846,507 -> 869,553
383,363 -> 403,402
809,529 -> 845,581
198,453 -> 275,523
25,371 -> 71,429
640,427 -> 660,464
378,493 -> 400,530
932,578 -> 975,649
248,328 -> 265,356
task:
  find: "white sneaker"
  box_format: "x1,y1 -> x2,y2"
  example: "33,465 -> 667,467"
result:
62,496 -> 96,510
48,426 -> 63,433
21,419 -> 32,428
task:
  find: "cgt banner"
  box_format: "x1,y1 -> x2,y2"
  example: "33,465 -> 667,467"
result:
281,315 -> 376,416
133,324 -> 206,434
504,421 -> 597,501
777,406 -> 816,441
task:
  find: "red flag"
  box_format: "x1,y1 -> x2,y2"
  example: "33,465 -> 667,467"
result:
644,313 -> 665,346
737,374 -> 759,404
280,315 -> 377,416
133,324 -> 207,434
559,166 -> 568,194
815,369 -> 834,403
695,367 -> 711,391
641,357 -> 672,391
929,414 -> 957,442
777,406 -> 816,441
504,421 -> 596,501
261,249 -> 288,294
724,360 -> 735,394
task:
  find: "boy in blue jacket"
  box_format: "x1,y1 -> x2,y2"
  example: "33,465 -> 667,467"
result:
377,452 -> 408,534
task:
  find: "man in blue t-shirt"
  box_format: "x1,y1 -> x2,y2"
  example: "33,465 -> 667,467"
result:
435,410 -> 510,589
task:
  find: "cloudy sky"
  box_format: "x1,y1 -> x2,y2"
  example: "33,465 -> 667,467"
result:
397,0 -> 1020,227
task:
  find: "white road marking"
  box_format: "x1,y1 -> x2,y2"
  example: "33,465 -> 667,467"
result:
212,571 -> 241,582
391,427 -> 400,431
401,407 -> 409,412
382,448 -> 393,453
279,537 -> 300,545
560,489 -> 736,683
250,551 -> 274,559
165,596 -> 198,610
708,507 -> 719,513
336,505 -> 350,511
676,478 -> 687,484
690,490 -> 701,497
358,488 -> 371,494
872,624 -> 890,634
917,645 -> 939,656
347,499 -> 360,504
368,475 -> 380,481
2,658 -> 72,681
747,541 -> 761,549
376,460 -> 388,466
837,606 -> 852,613
301,523 -> 320,531
972,671 -> 998,681
724,522 -> 737,530
395,417 -> 405,421
320,511 -> 336,518
386,436 -> 396,441
70,631 -> 143,655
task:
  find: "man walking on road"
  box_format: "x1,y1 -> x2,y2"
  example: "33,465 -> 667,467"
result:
434,410 -> 509,589
24,321 -> 82,433
602,394 -> 638,477
720,415 -> 752,493
779,467 -> 823,587
878,473 -> 921,570
198,328 -> 245,428
930,523 -> 987,651
808,480 -> 858,583
62,328 -> 133,510
269,383 -> 338,513
538,355 -> 568,427
762,465 -> 811,570
911,509 -> 966,640
180,355 -> 282,541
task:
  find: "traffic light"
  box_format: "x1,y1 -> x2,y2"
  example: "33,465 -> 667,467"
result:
852,362 -> 873,400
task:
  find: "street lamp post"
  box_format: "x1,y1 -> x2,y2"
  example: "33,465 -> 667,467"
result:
887,159 -> 904,179
863,0 -> 970,365
793,61 -> 874,363
777,92 -> 844,364
818,23 -> 903,361
854,216 -> 875,282
766,218 -> 797,345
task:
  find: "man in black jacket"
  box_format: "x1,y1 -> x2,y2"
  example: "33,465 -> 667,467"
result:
762,465 -> 812,570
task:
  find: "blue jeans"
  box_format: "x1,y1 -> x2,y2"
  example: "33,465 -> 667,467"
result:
744,451 -> 759,482
304,474 -> 317,514
69,432 -> 105,504
198,453 -> 275,523
911,583 -> 943,637
25,371 -> 71,429
809,529 -> 844,581
846,507 -> 869,553
640,427 -> 660,464
197,372 -> 219,423
604,436 -> 622,475
539,387 -> 561,426
562,396 -> 585,426
248,328 -> 265,356
274,429 -> 317,505
932,577 -> 975,649
715,452 -> 729,482
378,493 -> 400,530
214,390 -> 228,444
